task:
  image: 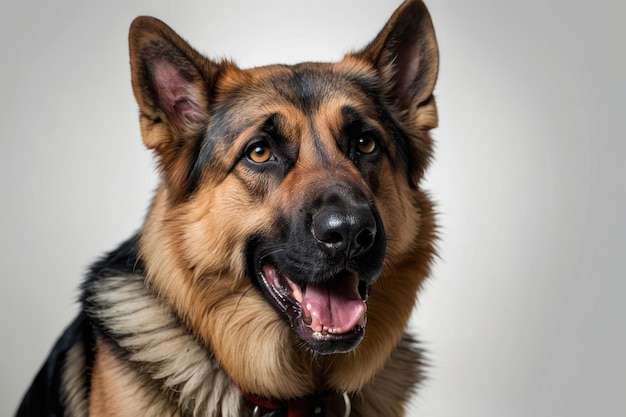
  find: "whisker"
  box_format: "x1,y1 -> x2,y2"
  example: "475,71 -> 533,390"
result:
258,247 -> 286,263
235,286 -> 255,313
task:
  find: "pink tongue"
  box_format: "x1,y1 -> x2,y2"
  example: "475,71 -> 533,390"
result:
302,278 -> 366,334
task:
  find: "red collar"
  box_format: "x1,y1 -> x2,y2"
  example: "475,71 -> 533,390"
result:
241,391 -> 350,417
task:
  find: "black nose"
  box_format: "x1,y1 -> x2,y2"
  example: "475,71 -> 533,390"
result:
312,205 -> 377,260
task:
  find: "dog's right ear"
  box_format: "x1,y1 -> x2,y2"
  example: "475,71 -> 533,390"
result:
129,16 -> 223,149
129,17 -> 227,196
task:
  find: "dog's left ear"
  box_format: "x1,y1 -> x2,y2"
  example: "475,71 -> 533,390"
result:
354,0 -> 439,129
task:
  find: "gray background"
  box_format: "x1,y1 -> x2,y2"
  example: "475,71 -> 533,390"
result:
1,0 -> 624,416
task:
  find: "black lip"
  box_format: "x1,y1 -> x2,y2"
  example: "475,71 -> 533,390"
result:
253,258 -> 368,355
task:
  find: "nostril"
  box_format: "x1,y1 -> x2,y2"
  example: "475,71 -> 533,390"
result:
355,228 -> 375,250
312,211 -> 349,256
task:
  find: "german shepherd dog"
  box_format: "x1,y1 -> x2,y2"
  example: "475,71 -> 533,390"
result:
16,0 -> 439,416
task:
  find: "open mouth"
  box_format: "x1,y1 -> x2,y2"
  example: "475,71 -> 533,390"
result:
257,262 -> 370,354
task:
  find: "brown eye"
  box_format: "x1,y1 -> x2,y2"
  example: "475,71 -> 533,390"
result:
356,135 -> 376,154
247,143 -> 273,163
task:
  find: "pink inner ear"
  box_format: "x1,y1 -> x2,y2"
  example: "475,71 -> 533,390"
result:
152,60 -> 203,130
394,42 -> 421,108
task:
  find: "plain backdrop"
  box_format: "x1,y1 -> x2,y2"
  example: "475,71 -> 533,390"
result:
1,0 -> 624,416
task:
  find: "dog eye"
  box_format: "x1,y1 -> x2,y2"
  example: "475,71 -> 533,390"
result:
355,135 -> 377,155
246,142 -> 273,163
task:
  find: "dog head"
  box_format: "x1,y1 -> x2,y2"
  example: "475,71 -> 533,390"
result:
130,0 -> 438,399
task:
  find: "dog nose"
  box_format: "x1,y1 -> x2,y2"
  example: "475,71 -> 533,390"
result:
312,205 -> 377,260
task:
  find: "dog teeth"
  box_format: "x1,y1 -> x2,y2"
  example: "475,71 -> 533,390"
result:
311,328 -> 342,340
312,331 -> 325,340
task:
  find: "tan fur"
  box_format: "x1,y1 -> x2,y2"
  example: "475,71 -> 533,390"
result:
80,272 -> 421,417
138,93 -> 436,397
83,274 -> 243,416
131,0 -> 437,410
89,340 -> 178,417
34,0 -> 438,417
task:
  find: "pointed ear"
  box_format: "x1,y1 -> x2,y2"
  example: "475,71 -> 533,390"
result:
129,16 -> 220,149
129,17 -> 229,199
354,0 -> 439,128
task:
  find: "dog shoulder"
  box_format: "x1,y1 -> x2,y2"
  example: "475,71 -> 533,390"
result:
15,313 -> 92,417
351,335 -> 425,417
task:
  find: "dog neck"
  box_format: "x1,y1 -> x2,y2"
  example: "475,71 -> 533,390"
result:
84,273 -> 244,415
85,273 -> 350,417
84,272 -> 423,417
